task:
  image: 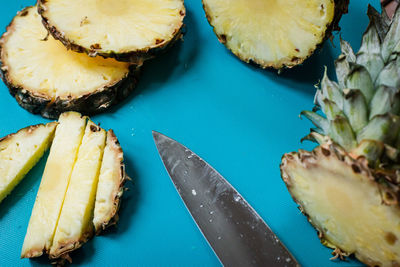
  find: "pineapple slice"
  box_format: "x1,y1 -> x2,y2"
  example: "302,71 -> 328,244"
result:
49,121 -> 106,259
0,122 -> 57,203
21,112 -> 87,258
93,130 -> 126,233
281,144 -> 400,266
202,0 -> 349,69
38,0 -> 185,63
0,6 -> 137,119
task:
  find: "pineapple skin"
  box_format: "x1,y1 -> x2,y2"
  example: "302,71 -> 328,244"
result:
0,122 -> 57,202
202,0 -> 349,69
281,143 -> 400,266
37,1 -> 186,64
93,130 -> 127,234
0,7 -> 139,119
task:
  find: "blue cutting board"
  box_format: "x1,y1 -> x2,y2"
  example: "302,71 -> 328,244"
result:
0,1 -> 375,266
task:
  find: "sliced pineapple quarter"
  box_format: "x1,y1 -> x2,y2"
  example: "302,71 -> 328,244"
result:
38,0 -> 185,63
0,122 -> 57,203
94,130 -> 126,233
202,0 -> 349,69
50,121 -> 106,259
0,6 -> 137,119
21,112 -> 87,258
281,145 -> 400,265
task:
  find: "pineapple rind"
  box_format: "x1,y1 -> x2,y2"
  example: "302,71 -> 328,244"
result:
0,122 -> 57,202
21,112 -> 87,258
38,0 -> 185,63
0,6 -> 138,119
49,120 -> 106,259
202,0 -> 349,69
93,130 -> 126,233
281,143 -> 400,266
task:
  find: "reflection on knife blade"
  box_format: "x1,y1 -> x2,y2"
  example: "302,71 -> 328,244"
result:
153,131 -> 299,266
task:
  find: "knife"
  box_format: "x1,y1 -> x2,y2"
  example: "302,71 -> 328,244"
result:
153,131 -> 299,266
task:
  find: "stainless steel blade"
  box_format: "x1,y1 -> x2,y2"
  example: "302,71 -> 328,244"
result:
153,131 -> 299,267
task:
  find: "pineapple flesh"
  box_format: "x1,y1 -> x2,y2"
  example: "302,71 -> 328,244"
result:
93,130 -> 126,233
280,5 -> 400,266
0,6 -> 136,119
38,0 -> 185,62
50,121 -> 106,259
21,112 -> 87,258
0,122 -> 57,203
202,0 -> 349,69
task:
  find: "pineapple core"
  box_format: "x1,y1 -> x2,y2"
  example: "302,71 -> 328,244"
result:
284,151 -> 400,265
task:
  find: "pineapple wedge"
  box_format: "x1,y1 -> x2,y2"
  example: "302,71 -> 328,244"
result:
38,0 -> 185,63
0,122 -> 57,203
50,121 -> 106,259
202,0 -> 349,69
93,130 -> 126,233
0,6 -> 137,119
21,112 -> 87,258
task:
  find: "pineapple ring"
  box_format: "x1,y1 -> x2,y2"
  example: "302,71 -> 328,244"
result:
203,0 -> 348,69
38,0 -> 185,63
0,7 -> 138,119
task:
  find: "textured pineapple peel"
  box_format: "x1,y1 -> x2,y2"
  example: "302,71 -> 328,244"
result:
203,0 -> 348,69
282,145 -> 400,266
38,0 -> 185,60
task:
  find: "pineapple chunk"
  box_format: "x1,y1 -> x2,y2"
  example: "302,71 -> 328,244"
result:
203,0 -> 348,68
21,112 -> 87,258
281,146 -> 400,266
50,121 -> 106,259
0,6 -> 135,119
93,130 -> 126,233
0,122 -> 57,203
38,0 -> 185,61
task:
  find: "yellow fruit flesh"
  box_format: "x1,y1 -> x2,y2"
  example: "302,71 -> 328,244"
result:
41,0 -> 185,52
21,112 -> 87,258
50,121 -> 106,258
93,130 -> 124,232
203,0 -> 335,67
0,122 -> 57,202
284,151 -> 400,266
1,6 -> 130,99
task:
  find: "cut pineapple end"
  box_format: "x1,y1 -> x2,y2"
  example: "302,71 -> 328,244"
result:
203,0 -> 336,68
39,0 -> 185,54
1,6 -> 130,99
50,120 -> 106,259
282,146 -> 400,266
21,112 -> 87,258
0,122 -> 57,203
93,130 -> 125,233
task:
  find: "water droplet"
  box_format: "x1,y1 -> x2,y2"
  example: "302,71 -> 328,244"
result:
234,195 -> 240,202
209,219 -> 213,223
191,189 -> 197,196
209,211 -> 214,215
286,258 -> 291,262
200,204 -> 204,208
217,236 -> 221,240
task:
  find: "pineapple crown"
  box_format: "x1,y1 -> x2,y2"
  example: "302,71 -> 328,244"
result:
303,4 -> 400,167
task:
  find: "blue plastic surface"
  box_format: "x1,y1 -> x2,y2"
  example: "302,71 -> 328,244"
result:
0,1 -> 376,266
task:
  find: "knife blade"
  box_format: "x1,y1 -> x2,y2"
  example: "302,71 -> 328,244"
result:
153,131 -> 299,267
